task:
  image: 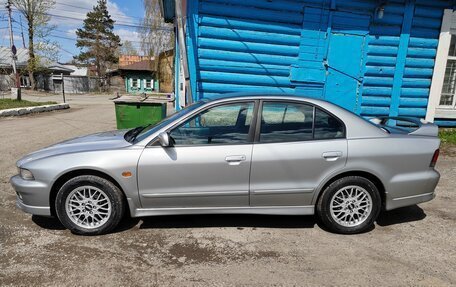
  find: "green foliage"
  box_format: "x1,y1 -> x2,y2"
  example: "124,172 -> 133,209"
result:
11,0 -> 57,90
74,0 -> 121,77
0,99 -> 57,110
439,128 -> 456,145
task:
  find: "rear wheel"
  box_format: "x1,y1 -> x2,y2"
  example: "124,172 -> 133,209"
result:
55,175 -> 125,235
317,176 -> 381,234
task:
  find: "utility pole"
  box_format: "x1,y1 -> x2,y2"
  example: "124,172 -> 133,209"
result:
19,16 -> 26,48
61,73 -> 66,103
6,0 -> 21,100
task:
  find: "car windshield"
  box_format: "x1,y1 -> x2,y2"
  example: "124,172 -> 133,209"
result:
128,101 -> 205,143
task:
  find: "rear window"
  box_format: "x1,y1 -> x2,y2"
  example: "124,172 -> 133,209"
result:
314,108 -> 345,139
260,102 -> 314,143
259,102 -> 345,143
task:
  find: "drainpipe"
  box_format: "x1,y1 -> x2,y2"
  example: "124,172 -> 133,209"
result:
175,0 -> 192,105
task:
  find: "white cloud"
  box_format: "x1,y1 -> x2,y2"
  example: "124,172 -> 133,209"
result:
66,26 -> 139,44
115,29 -> 141,43
2,34 -> 22,42
2,0 -> 142,60
66,28 -> 77,34
50,0 -> 137,27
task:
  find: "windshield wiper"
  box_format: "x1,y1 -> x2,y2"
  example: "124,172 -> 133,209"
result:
124,126 -> 146,143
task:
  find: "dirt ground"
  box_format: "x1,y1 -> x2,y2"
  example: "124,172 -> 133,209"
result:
0,94 -> 455,286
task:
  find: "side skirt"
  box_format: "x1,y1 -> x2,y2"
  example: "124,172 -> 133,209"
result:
127,201 -> 315,218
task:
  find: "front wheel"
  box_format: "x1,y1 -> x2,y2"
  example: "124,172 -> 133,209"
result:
317,176 -> 381,234
55,175 -> 125,235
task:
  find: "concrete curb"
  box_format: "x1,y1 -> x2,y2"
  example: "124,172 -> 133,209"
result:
0,103 -> 70,117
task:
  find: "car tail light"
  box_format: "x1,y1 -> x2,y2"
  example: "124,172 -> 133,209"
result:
430,149 -> 440,168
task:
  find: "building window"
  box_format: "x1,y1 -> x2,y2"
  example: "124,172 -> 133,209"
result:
131,78 -> 139,89
145,79 -> 153,89
440,36 -> 456,108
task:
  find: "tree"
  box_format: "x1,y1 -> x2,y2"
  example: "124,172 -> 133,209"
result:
139,0 -> 174,57
120,40 -> 138,56
74,0 -> 121,85
12,0 -> 56,90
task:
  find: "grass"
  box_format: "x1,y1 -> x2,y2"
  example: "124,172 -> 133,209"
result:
439,128 -> 456,146
0,99 -> 57,110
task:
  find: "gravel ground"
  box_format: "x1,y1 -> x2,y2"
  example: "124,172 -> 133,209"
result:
0,94 -> 455,286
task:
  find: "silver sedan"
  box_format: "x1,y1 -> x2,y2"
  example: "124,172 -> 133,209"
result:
10,94 -> 441,235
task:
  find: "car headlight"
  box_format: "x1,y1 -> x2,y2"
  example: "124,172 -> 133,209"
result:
18,168 -> 34,180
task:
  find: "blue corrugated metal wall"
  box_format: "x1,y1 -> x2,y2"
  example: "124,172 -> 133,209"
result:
185,0 -> 451,117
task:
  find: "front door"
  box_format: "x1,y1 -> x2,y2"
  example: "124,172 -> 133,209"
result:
250,101 -> 347,206
137,101 -> 256,208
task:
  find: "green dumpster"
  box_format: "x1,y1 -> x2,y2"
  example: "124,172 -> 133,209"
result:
114,98 -> 166,130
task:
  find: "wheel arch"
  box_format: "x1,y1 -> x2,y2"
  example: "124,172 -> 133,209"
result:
49,169 -> 128,217
313,170 -> 386,209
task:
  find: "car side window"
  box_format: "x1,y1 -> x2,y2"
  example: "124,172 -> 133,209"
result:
314,108 -> 345,140
260,102 -> 314,143
170,102 -> 255,145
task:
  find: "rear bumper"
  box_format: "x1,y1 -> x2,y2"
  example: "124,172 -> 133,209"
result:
386,192 -> 435,211
10,175 -> 52,216
385,169 -> 440,210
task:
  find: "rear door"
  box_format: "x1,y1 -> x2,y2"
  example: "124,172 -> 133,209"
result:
250,101 -> 348,206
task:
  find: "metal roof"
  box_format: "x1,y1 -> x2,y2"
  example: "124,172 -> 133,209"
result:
0,46 -> 74,73
118,60 -> 156,72
0,46 -> 29,69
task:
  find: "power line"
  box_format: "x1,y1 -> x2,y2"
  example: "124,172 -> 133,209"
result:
10,26 -> 147,46
1,6 -> 172,31
44,12 -> 173,31
53,1 -> 146,22
11,21 -> 147,44
1,9 -> 174,39
57,45 -> 76,56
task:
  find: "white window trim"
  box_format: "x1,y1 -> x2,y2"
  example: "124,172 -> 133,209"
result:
427,9 -> 456,121
131,78 -> 139,89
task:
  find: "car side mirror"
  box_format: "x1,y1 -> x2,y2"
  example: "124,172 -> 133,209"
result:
157,132 -> 172,147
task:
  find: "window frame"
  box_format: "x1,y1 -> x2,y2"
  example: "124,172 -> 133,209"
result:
144,79 -> 153,89
156,100 -> 259,147
439,55 -> 456,107
131,78 -> 139,89
427,9 -> 456,121
253,100 -> 346,144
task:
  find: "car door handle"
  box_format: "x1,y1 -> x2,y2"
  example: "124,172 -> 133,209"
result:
225,155 -> 246,165
322,151 -> 343,161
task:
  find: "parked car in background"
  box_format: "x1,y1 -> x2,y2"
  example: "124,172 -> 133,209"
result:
10,93 -> 441,235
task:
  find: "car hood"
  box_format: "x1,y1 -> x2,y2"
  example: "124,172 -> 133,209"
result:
17,130 -> 131,166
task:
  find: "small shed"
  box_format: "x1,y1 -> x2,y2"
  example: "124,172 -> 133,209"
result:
116,60 -> 159,94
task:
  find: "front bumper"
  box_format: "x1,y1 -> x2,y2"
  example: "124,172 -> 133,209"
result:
16,198 -> 51,216
10,175 -> 52,216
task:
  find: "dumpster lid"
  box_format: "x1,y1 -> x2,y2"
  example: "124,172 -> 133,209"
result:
112,94 -> 174,104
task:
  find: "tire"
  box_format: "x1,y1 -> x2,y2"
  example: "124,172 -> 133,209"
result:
55,175 -> 125,235
317,176 -> 381,234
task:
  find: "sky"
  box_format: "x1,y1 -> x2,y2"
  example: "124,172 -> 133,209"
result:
0,0 -> 145,62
